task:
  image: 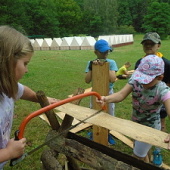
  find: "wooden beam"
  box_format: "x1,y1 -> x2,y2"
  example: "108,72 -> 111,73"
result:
36,91 -> 60,130
92,62 -> 109,145
55,103 -> 169,150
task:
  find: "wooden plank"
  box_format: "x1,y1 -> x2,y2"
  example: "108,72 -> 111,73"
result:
39,112 -> 133,146
92,63 -> 109,145
162,163 -> 170,169
110,130 -> 133,148
55,103 -> 169,150
39,112 -> 92,133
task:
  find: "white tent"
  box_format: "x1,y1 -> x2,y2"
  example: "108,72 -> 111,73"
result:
30,39 -> 35,45
128,34 -> 134,42
41,38 -> 52,50
81,36 -> 96,50
32,39 -> 43,51
70,37 -> 83,50
60,37 -> 73,50
50,38 -> 62,50
98,35 -> 112,46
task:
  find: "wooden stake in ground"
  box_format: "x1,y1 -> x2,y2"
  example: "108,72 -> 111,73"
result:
92,62 -> 109,146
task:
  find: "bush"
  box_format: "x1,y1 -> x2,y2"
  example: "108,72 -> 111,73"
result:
114,25 -> 136,34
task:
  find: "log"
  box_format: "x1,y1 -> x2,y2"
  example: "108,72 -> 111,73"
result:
41,149 -> 62,170
46,131 -> 162,170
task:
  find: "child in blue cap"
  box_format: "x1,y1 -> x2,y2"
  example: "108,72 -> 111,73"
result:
85,39 -> 118,116
85,39 -> 118,144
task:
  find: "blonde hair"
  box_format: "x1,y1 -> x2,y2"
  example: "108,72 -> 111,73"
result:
0,25 -> 34,98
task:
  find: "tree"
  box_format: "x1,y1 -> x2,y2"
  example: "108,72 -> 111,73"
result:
127,0 -> 149,32
54,0 -> 82,37
82,0 -> 118,36
142,1 -> 170,39
24,0 -> 60,37
117,0 -> 132,27
0,0 -> 31,35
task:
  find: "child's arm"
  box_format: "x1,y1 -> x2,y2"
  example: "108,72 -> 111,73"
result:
0,138 -> 26,163
21,86 -> 58,104
109,70 -> 117,83
96,83 -> 132,105
163,98 -> 170,149
85,71 -> 92,84
20,86 -> 38,102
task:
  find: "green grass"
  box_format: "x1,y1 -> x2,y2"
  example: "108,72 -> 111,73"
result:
4,34 -> 170,169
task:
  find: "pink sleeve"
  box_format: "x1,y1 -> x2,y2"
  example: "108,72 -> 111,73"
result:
162,91 -> 170,102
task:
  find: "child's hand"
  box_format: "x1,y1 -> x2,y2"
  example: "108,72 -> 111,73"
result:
93,59 -> 105,66
89,59 -> 106,70
47,97 -> 60,104
6,138 -> 26,159
96,96 -> 106,108
164,134 -> 170,150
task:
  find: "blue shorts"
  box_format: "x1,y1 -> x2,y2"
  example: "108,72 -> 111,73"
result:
160,105 -> 167,119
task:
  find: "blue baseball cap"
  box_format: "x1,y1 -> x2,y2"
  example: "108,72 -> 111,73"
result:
94,39 -> 112,52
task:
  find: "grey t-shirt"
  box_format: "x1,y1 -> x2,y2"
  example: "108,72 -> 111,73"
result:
0,83 -> 24,169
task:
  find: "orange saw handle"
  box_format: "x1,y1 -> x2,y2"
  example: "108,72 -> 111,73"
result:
16,91 -> 105,139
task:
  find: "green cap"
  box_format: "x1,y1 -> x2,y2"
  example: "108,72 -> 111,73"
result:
141,32 -> 161,44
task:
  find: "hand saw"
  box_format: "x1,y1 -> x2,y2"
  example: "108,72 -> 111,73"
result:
10,91 -> 106,166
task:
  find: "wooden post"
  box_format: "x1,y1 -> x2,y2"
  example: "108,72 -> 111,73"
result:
36,91 -> 60,130
92,62 -> 109,146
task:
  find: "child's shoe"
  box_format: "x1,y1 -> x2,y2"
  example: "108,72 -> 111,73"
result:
152,150 -> 163,167
87,132 -> 93,140
87,132 -> 116,145
108,134 -> 116,145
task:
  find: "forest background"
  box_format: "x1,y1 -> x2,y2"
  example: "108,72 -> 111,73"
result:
1,0 -> 170,39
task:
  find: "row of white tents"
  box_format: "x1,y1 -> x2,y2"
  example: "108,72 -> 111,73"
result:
30,34 -> 134,51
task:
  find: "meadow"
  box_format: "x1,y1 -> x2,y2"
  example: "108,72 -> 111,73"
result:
5,34 -> 170,169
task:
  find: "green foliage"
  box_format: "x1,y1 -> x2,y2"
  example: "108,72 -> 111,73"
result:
82,0 -> 118,36
55,0 -> 82,37
24,0 -> 60,37
117,0 -> 133,26
1,0 -> 170,40
142,2 -> 170,39
115,25 -> 136,34
126,0 -> 149,32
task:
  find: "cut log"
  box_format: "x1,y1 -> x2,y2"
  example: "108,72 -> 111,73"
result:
46,131 -> 162,170
41,149 -> 62,170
